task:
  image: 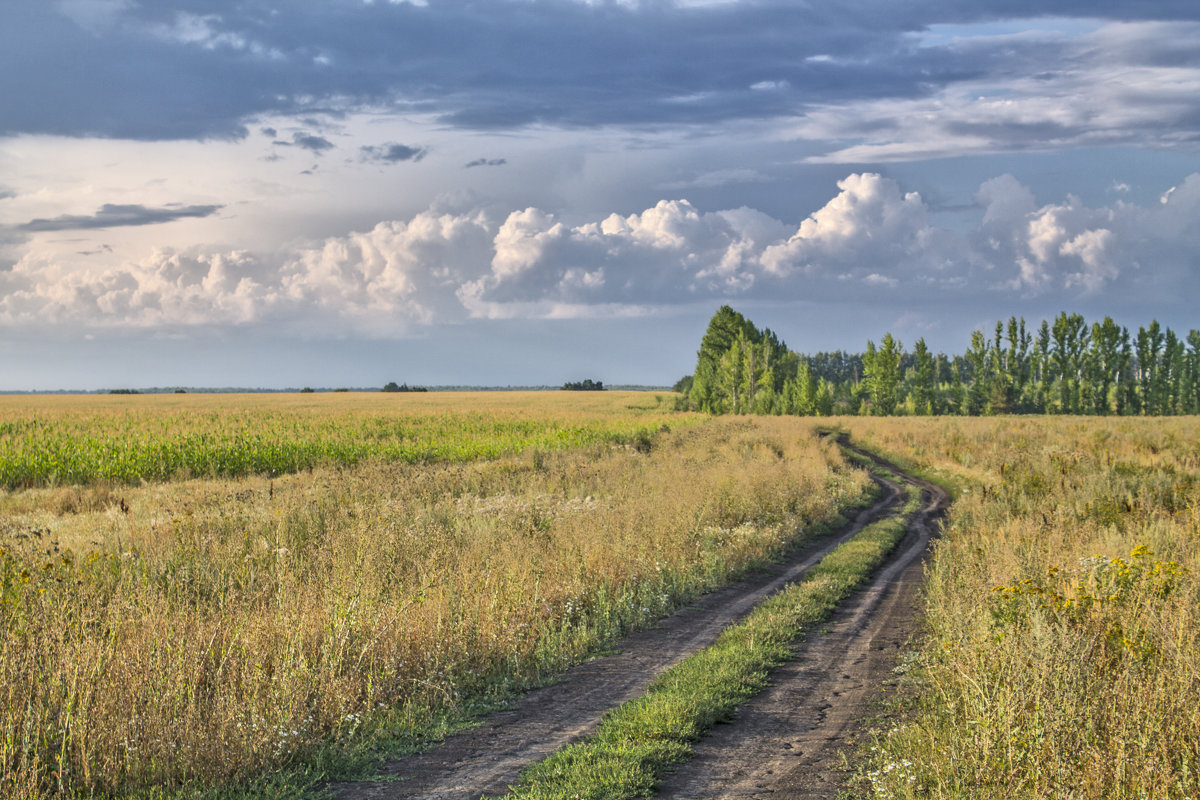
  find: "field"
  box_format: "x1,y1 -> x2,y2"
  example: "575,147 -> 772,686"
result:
841,417 -> 1200,799
0,392 -> 684,489
0,392 -> 870,799
3,395 -> 1197,800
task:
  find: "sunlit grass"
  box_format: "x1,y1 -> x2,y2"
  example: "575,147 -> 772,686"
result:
839,416 -> 1200,800
0,404 -> 870,799
499,491 -> 920,800
0,391 -> 686,488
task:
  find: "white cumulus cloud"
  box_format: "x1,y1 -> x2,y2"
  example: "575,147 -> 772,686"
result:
759,173 -> 938,278
459,199 -> 792,316
0,209 -> 494,335
5,172 -> 1200,332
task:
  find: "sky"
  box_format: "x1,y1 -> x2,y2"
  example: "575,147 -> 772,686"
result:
2,0 -> 1199,390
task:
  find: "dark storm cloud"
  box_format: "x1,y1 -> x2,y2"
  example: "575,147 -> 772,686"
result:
4,0 -> 1198,142
361,143 -> 427,163
19,203 -> 223,232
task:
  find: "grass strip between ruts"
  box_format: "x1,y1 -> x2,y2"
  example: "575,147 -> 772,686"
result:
494,486 -> 923,800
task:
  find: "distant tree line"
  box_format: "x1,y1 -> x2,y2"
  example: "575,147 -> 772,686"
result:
382,382 -> 428,393
562,379 -> 605,391
678,305 -> 1200,416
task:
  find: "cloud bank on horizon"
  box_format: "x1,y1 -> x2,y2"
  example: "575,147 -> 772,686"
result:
6,172 -> 1197,335
1,0 -> 1198,385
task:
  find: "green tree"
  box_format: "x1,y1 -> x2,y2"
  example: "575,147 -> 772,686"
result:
1186,331 -> 1200,414
740,336 -> 765,412
1136,321 -> 1165,414
985,321 -> 1014,413
947,357 -> 967,415
783,360 -> 817,415
1004,317 -> 1032,411
908,338 -> 935,415
744,337 -> 778,414
688,306 -> 793,412
965,331 -> 989,415
1086,317 -> 1124,414
863,333 -> 903,415
1163,328 -> 1186,415
1026,320 -> 1052,413
714,330 -> 751,413
1051,312 -> 1089,413
684,306 -> 1198,421
814,378 -> 835,416
689,306 -> 755,412
932,353 -> 952,414
1116,327 -> 1138,415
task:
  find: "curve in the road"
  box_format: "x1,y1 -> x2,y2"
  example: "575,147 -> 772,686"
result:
654,440 -> 948,799
328,439 -> 944,800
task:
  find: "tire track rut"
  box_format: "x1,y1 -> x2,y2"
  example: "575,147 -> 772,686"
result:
330,453 -> 912,800
654,440 -> 948,799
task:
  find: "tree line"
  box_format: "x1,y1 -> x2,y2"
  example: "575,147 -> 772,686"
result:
562,379 -> 605,391
678,306 -> 1200,416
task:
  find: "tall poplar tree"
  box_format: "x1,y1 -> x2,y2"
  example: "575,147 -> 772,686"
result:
1087,317 -> 1125,415
1136,321 -> 1165,415
909,337 -> 935,415
1051,312 -> 1089,413
864,333 -> 903,415
965,331 -> 989,415
1186,331 -> 1200,414
1163,328 -> 1186,415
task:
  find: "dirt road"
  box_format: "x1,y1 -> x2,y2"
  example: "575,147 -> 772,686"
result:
655,443 -> 948,799
329,441 -> 946,800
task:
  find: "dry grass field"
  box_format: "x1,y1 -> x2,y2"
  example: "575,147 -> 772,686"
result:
841,416 -> 1199,799
0,393 -> 869,799
8,393 -> 1191,799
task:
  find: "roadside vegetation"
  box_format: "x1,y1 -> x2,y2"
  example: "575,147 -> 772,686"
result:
498,489 -> 920,800
0,397 -> 870,800
841,416 -> 1199,799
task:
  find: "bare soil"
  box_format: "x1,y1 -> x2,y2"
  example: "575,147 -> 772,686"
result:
655,444 -> 947,799
328,442 -> 946,800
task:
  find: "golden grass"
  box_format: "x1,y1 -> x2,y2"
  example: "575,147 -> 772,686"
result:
838,416 -> 1200,799
0,404 -> 868,799
0,389 -> 674,417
